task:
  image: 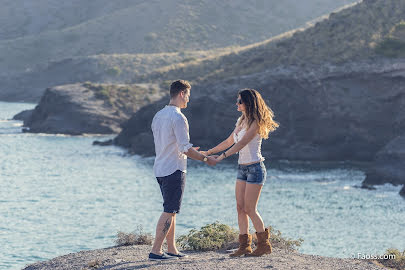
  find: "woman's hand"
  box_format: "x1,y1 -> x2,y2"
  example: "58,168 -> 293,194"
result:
199,150 -> 209,156
216,153 -> 225,162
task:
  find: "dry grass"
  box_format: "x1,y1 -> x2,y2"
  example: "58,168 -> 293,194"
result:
377,248 -> 405,270
115,226 -> 153,246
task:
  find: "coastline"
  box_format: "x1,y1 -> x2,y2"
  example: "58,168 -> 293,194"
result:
22,245 -> 385,270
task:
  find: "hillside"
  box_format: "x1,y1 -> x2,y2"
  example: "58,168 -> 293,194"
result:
137,0 -> 405,85
0,0 -> 138,41
0,48 -> 231,102
0,0 -> 357,76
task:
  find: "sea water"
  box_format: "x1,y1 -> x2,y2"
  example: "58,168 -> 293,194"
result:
0,101 -> 404,270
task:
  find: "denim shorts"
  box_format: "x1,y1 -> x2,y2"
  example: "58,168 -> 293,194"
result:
156,170 -> 186,214
237,162 -> 267,185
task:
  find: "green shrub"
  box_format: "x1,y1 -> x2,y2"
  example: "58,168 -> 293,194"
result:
176,222 -> 303,252
375,37 -> 405,57
106,66 -> 122,77
115,226 -> 153,246
375,21 -> 405,57
176,222 -> 238,251
182,57 -> 197,63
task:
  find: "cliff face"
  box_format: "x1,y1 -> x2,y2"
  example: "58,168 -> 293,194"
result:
364,135 -> 405,186
23,83 -> 163,134
112,59 -> 405,194
114,59 -> 405,163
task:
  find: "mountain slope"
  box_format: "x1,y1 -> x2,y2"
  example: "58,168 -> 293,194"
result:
0,0 -> 141,41
0,0 -> 357,75
139,0 -> 405,84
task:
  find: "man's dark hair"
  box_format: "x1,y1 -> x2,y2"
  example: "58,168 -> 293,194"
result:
170,80 -> 191,98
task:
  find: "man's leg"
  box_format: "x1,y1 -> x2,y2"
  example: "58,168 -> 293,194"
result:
166,214 -> 178,254
151,212 -> 175,255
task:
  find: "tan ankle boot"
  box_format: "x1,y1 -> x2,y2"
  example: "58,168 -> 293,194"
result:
246,228 -> 272,257
229,234 -> 252,257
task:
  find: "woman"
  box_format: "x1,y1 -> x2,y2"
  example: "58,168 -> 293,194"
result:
201,89 -> 279,257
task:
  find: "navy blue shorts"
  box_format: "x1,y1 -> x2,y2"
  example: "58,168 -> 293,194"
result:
156,170 -> 186,214
237,162 -> 267,185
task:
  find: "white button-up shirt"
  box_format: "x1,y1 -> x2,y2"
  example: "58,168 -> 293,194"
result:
151,105 -> 193,177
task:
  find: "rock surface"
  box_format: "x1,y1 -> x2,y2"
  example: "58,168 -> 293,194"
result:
22,83 -> 163,135
22,245 -> 385,270
400,185 -> 405,197
113,59 -> 405,195
12,109 -> 34,121
364,135 -> 405,186
115,60 -> 405,163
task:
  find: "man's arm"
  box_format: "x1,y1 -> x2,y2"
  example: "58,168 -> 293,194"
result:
173,116 -> 217,165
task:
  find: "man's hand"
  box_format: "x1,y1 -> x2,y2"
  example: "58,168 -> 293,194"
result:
206,155 -> 219,166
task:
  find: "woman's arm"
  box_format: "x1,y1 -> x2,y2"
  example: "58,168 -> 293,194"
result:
201,128 -> 236,156
217,121 -> 259,161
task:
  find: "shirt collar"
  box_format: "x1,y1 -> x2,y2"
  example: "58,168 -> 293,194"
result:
166,105 -> 181,112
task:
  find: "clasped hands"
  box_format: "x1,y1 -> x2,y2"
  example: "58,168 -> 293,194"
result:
193,147 -> 223,166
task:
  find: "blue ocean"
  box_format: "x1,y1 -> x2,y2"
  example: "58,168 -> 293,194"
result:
1,101 -> 404,270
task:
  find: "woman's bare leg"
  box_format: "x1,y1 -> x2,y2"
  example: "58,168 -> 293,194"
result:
244,183 -> 265,233
235,180 -> 249,234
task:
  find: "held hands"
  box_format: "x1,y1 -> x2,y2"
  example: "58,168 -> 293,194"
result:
206,155 -> 219,166
215,153 -> 225,162
199,149 -> 220,166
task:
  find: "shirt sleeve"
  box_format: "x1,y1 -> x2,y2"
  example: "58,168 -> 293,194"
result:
173,115 -> 193,153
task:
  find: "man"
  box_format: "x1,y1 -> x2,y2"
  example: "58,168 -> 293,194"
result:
149,80 -> 218,260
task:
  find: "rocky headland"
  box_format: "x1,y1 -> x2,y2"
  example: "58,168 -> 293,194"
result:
22,245 -> 386,270
113,59 -> 405,195
20,82 -> 163,134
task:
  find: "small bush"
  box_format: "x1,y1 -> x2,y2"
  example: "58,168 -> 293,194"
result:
106,66 -> 122,77
176,222 -> 238,251
377,248 -> 405,270
176,223 -> 303,252
375,21 -> 405,57
375,37 -> 405,57
182,57 -> 197,63
115,226 -> 153,246
267,226 -> 303,251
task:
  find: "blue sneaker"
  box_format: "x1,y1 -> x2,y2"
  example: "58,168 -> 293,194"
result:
148,252 -> 178,261
166,252 -> 189,258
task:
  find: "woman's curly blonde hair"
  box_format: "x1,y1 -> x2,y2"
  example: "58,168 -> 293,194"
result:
236,89 -> 279,139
